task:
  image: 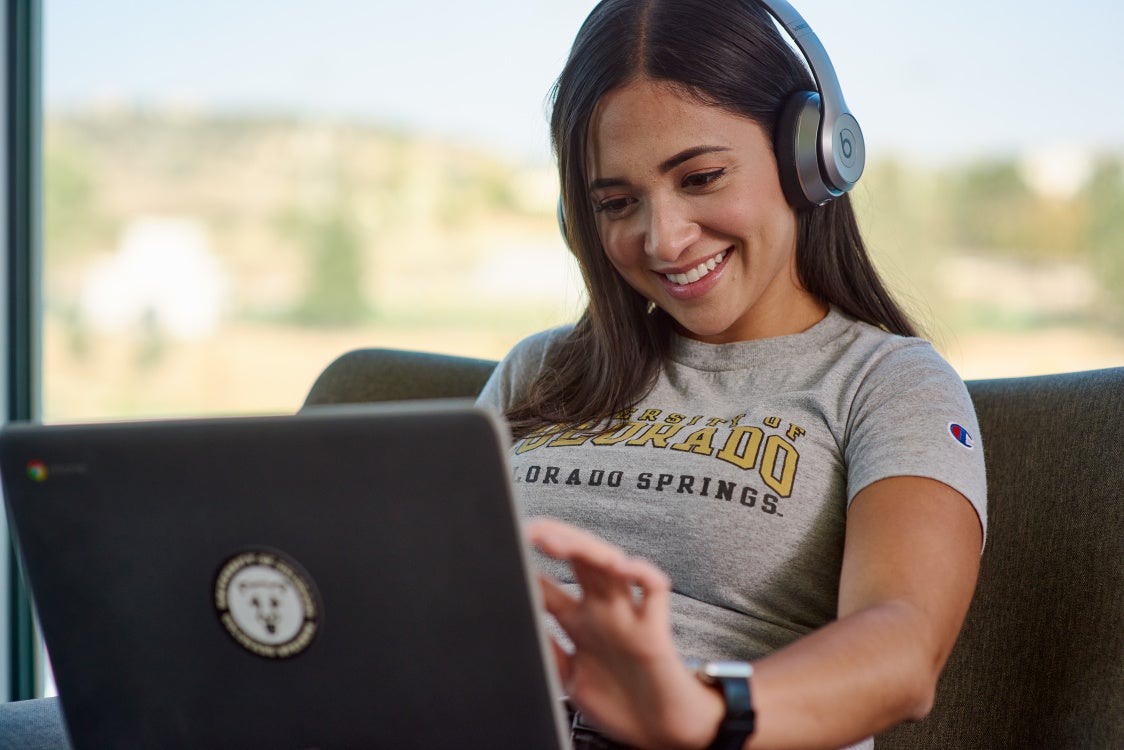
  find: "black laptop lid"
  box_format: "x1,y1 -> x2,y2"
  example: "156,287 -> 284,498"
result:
1,402 -> 570,750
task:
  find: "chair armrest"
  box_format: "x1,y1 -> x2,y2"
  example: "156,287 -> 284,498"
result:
0,697 -> 72,750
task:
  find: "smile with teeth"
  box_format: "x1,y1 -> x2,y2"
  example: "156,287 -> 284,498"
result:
663,250 -> 727,285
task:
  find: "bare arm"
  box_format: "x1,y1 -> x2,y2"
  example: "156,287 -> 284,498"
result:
528,475 -> 983,750
746,475 -> 982,747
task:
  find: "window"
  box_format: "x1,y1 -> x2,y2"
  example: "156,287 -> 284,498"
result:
8,0 -> 1124,699
42,1 -> 590,422
40,3 -> 1124,428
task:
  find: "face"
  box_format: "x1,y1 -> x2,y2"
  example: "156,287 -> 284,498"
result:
586,78 -> 827,343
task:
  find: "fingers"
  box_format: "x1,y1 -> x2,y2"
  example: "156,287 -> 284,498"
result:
614,556 -> 672,615
536,574 -> 577,687
537,571 -> 578,616
548,634 -> 574,686
538,571 -> 596,640
528,517 -> 628,571
527,518 -> 671,606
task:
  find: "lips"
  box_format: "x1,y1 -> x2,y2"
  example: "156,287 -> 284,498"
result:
662,250 -> 727,286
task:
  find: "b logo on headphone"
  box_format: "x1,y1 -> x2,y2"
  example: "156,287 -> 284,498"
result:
840,130 -> 856,164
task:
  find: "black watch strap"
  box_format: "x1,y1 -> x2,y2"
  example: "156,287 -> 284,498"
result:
706,671 -> 755,750
685,659 -> 755,750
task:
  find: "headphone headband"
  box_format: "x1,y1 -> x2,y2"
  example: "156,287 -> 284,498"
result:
558,0 -> 864,241
757,0 -> 865,202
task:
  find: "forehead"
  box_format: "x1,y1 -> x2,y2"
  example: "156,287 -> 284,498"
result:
587,79 -> 766,177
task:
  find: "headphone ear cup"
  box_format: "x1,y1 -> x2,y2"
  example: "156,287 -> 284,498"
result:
774,91 -> 832,209
556,198 -> 569,248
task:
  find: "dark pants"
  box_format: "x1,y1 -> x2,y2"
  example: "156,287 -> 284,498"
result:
568,703 -> 636,750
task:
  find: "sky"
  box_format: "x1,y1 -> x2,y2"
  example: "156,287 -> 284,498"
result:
44,0 -> 1124,166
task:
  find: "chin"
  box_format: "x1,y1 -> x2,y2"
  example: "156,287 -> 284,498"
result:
669,317 -> 737,343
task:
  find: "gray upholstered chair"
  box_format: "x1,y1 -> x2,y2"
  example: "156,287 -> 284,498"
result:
304,350 -> 1124,749
879,367 -> 1124,749
0,695 -> 70,750
3,352 -> 1121,749
303,348 -> 497,408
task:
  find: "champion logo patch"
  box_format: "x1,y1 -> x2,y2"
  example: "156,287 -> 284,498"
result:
948,423 -> 974,449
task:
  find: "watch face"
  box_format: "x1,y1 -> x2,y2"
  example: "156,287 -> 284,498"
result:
704,660 -> 754,680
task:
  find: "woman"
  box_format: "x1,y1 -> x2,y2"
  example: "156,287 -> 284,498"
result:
476,1 -> 987,748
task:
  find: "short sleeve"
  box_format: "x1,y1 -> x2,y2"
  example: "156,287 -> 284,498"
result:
475,326 -> 572,416
843,342 -> 987,543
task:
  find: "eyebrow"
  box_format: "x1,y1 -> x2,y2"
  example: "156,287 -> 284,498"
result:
589,145 -> 732,191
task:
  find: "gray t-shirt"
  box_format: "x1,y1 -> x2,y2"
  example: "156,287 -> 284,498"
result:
477,307 -> 987,665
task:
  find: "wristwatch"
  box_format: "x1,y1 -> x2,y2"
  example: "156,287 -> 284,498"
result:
685,659 -> 756,750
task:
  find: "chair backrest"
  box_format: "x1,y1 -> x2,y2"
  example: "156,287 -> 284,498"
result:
304,350 -> 1124,747
303,348 -> 497,408
878,366 -> 1124,748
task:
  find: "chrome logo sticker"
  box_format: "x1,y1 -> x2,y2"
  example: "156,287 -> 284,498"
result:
215,550 -> 320,659
26,461 -> 48,481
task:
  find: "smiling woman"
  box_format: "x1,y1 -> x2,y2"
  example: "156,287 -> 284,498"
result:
477,2 -> 987,749
11,0 -> 1124,725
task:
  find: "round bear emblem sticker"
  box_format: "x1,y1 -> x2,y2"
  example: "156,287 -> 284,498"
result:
215,549 -> 320,659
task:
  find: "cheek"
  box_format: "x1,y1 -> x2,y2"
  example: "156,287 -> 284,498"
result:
598,240 -> 652,299
725,193 -> 796,253
601,248 -> 635,288
768,208 -> 799,259
598,222 -> 639,269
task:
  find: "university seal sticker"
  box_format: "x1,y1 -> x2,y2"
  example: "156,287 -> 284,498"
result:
214,549 -> 320,659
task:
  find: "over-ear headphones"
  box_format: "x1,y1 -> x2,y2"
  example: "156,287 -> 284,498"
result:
557,0 -> 864,241
761,0 -> 865,208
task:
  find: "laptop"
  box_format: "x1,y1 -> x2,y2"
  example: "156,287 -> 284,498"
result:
0,401 -> 572,750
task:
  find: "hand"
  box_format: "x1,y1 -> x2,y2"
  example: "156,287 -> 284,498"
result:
526,518 -> 725,750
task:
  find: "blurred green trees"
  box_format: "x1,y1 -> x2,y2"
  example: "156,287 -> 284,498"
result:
1087,158 -> 1124,323
42,111 -> 1124,333
290,207 -> 367,326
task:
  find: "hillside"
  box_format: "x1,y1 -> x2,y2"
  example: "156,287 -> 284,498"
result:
39,109 -> 1124,418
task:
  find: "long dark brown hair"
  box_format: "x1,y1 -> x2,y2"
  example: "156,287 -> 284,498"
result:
505,0 -> 917,439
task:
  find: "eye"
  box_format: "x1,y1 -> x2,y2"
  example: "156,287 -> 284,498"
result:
592,195 -> 638,217
682,168 -> 726,189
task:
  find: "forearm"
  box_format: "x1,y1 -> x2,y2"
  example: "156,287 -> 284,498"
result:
527,477 -> 982,750
744,600 -> 941,750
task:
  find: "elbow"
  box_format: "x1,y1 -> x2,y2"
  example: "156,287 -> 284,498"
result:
894,605 -> 956,723
903,679 -> 937,722
899,649 -> 944,722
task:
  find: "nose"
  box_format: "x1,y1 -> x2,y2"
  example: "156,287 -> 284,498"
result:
643,196 -> 699,262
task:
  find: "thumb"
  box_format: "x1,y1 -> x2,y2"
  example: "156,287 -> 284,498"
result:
548,636 -> 574,688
